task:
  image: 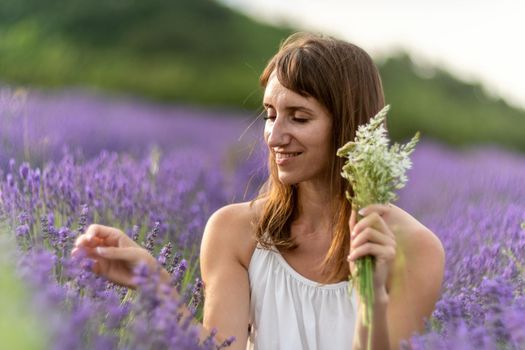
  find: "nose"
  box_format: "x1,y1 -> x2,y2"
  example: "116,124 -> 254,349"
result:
266,116 -> 291,148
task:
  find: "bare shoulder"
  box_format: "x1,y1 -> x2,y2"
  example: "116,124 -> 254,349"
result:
199,201 -> 264,347
388,204 -> 444,261
388,204 -> 445,294
201,199 -> 262,269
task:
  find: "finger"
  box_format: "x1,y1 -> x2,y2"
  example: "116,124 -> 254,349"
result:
85,224 -> 125,246
92,259 -> 101,275
71,247 -> 92,258
353,212 -> 393,238
75,234 -> 104,248
349,209 -> 357,233
351,227 -> 394,249
71,246 -> 87,258
94,246 -> 141,262
74,234 -> 85,247
72,246 -> 101,261
358,203 -> 392,217
347,242 -> 396,262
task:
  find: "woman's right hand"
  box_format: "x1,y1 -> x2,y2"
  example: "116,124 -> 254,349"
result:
72,224 -> 169,289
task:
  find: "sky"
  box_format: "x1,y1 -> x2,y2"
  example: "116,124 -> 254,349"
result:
221,0 -> 525,110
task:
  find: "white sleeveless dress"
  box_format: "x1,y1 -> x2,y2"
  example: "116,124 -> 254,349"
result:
246,244 -> 358,350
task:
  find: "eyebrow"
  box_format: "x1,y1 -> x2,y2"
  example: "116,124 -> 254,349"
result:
263,103 -> 314,114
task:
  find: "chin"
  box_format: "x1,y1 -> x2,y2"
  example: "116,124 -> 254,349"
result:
276,173 -> 300,186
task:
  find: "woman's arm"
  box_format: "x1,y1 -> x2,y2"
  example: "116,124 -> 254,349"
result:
72,225 -> 220,344
73,204 -> 253,349
386,224 -> 445,348
348,204 -> 445,350
200,204 -> 254,349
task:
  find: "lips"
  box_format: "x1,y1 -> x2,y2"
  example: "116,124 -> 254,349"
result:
274,152 -> 302,165
275,152 -> 301,160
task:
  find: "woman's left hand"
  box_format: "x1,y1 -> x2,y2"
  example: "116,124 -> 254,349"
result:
347,204 -> 397,299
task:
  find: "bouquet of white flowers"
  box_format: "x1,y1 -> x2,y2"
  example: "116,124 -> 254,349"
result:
337,105 -> 419,343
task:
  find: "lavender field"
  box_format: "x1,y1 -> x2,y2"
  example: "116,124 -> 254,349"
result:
1,87 -> 525,349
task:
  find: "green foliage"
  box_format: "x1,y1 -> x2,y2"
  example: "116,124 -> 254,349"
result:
0,230 -> 48,349
0,0 -> 524,152
379,53 -> 525,152
0,0 -> 291,107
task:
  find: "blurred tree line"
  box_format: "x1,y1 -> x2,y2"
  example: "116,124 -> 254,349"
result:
0,0 -> 524,152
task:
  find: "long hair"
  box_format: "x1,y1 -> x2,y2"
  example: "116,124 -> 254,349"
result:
253,32 -> 385,282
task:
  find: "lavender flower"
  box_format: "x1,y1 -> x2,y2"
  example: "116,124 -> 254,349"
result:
158,242 -> 173,268
144,221 -> 161,253
189,278 -> 205,315
172,259 -> 188,289
77,204 -> 89,235
131,224 -> 140,242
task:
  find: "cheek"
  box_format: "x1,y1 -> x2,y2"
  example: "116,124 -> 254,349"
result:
263,125 -> 271,142
315,129 -> 332,153
263,131 -> 270,146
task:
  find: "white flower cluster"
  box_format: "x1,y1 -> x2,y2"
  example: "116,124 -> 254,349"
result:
337,105 -> 420,209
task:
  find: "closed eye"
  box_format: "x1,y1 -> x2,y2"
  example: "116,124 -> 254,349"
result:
264,116 -> 309,123
263,106 -> 277,121
292,117 -> 308,123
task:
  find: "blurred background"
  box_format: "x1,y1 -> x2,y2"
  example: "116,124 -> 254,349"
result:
1,2 -> 525,348
1,0 -> 524,164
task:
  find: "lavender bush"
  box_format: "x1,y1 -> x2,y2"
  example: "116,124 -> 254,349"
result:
0,85 -> 266,201
397,141 -> 525,349
1,152 -> 239,349
0,86 -> 264,348
1,87 -> 525,348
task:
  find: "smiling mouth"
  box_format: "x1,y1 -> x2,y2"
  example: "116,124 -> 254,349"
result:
275,152 -> 301,160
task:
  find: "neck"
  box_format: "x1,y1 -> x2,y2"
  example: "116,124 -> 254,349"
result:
294,180 -> 335,235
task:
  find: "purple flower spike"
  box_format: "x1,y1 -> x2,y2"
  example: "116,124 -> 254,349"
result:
171,259 -> 188,289
131,224 -> 140,242
169,251 -> 182,274
144,221 -> 161,253
19,162 -> 30,180
6,173 -> 14,187
158,242 -> 173,268
190,278 -> 204,314
217,336 -> 236,349
77,204 -> 89,235
15,224 -> 30,238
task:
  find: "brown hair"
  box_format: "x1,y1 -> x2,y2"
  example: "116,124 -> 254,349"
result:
253,32 -> 385,283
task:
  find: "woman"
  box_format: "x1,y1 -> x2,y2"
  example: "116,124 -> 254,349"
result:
73,32 -> 445,350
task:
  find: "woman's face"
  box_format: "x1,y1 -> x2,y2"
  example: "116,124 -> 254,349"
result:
263,74 -> 333,186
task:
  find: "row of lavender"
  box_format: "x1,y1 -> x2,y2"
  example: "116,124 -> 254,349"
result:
0,87 -> 265,349
1,87 -> 525,348
397,142 -> 525,349
0,86 -> 265,172
1,151 -> 244,349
